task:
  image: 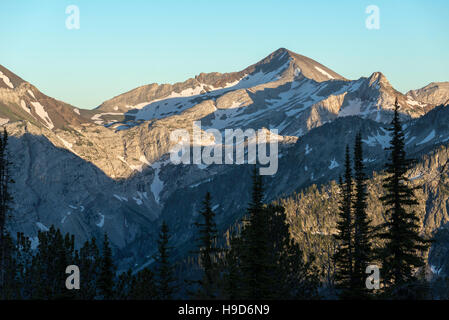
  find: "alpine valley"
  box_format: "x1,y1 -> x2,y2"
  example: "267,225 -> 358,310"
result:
1,48 -> 449,275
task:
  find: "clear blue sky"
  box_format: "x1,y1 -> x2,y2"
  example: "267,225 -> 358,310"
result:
1,0 -> 448,109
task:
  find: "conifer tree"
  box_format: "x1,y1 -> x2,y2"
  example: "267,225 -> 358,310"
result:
333,146 -> 355,298
265,204 -> 319,299
98,234 -> 115,299
191,192 -> 220,299
1,233 -> 19,299
378,99 -> 430,298
224,167 -> 319,299
29,226 -> 77,299
352,132 -> 373,298
155,221 -> 176,300
238,166 -> 275,299
7,232 -> 33,299
77,238 -> 101,299
130,268 -> 157,300
115,268 -> 134,300
222,230 -> 243,299
0,128 -> 13,295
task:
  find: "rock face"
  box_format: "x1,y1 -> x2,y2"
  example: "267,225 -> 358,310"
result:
0,65 -> 91,130
0,48 -> 448,271
407,82 -> 449,106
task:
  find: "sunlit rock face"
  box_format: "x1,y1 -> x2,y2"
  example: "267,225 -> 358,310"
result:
1,49 -> 448,271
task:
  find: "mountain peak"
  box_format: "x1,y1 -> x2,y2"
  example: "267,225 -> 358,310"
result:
244,48 -> 347,83
368,71 -> 391,88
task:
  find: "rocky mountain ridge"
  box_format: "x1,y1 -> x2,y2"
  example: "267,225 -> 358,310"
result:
1,48 -> 449,271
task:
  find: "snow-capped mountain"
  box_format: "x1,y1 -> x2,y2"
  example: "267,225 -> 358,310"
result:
1,48 -> 448,271
89,48 -> 433,138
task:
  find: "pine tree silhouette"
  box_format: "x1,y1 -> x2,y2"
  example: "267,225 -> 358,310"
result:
333,146 -> 356,299
98,234 -> 115,299
155,221 -> 176,300
238,166 -> 275,299
378,99 -> 430,298
352,132 -> 373,298
191,192 -> 220,299
0,128 -> 13,297
77,238 -> 101,299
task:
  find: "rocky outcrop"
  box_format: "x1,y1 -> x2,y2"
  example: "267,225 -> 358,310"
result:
407,82 -> 449,106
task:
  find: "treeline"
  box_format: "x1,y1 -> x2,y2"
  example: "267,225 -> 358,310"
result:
0,168 -> 319,300
0,100 -> 436,299
0,224 -> 178,300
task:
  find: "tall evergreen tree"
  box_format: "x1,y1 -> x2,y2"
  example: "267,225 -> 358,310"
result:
77,238 -> 101,299
333,146 -> 355,298
0,128 -> 13,296
265,204 -> 320,299
238,166 -> 275,299
222,229 -> 243,300
154,221 -> 176,300
352,132 -> 373,298
98,234 -> 115,300
378,99 -> 430,298
191,192 -> 220,299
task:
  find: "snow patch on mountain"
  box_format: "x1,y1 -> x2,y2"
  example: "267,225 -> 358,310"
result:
92,112 -> 123,125
417,130 -> 436,145
314,66 -> 334,80
431,264 -> 442,275
190,178 -> 212,188
139,155 -> 150,165
362,128 -> 391,149
113,195 -> 128,202
328,159 -> 339,169
31,101 -> 54,129
339,99 -> 363,117
36,222 -> 49,232
0,71 -> 14,89
96,213 -> 105,228
150,162 -> 165,204
28,90 -> 36,99
406,136 -> 417,145
305,144 -> 312,155
20,100 -> 30,114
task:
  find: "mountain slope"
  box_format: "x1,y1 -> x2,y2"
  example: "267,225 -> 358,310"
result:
407,82 -> 449,106
1,48 -> 448,271
95,48 -> 346,115
90,49 -> 434,139
0,64 -> 91,130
